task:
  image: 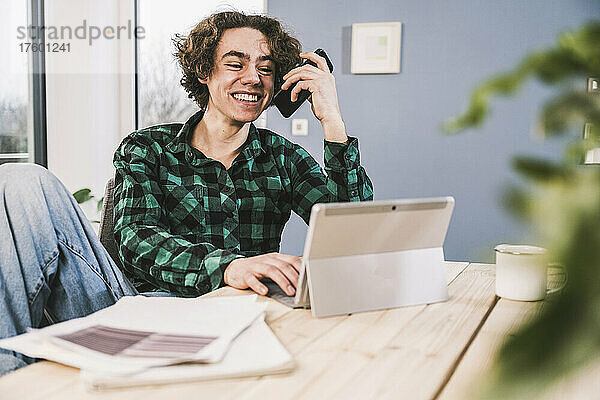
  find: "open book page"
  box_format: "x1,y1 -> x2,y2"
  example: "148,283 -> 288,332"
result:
50,325 -> 218,358
0,295 -> 268,374
80,318 -> 295,390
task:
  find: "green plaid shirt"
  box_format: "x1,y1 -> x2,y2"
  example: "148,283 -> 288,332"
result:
113,111 -> 373,296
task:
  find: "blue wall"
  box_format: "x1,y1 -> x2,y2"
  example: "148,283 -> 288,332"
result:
266,0 -> 599,262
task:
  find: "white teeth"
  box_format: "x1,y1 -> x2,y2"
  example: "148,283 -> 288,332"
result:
233,93 -> 258,102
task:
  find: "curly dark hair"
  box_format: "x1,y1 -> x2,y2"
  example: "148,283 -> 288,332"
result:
174,11 -> 302,110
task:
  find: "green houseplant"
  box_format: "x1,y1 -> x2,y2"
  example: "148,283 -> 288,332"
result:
73,188 -> 104,224
445,21 -> 600,398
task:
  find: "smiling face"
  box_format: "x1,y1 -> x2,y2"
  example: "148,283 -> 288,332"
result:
200,27 -> 275,126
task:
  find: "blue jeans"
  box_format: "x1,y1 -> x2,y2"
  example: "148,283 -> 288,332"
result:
0,163 -> 138,376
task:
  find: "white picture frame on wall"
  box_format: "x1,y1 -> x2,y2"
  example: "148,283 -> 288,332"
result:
351,22 -> 402,74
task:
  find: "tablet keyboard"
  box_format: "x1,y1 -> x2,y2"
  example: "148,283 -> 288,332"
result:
264,280 -> 296,307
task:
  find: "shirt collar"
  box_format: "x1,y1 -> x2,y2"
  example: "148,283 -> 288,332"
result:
167,110 -> 265,163
239,123 -> 264,161
167,110 -> 204,153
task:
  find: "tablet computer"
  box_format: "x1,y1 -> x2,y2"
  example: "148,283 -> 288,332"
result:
267,197 -> 454,318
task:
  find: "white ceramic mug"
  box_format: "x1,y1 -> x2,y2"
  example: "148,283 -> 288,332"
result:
494,244 -> 564,301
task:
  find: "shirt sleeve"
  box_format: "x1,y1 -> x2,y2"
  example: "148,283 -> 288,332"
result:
112,134 -> 243,297
290,136 -> 374,224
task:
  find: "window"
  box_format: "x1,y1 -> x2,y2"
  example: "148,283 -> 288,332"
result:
1,1 -> 31,165
1,0 -> 47,166
136,0 -> 265,128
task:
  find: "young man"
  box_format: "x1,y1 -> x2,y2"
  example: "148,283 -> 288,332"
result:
113,11 -> 373,298
0,11 -> 372,375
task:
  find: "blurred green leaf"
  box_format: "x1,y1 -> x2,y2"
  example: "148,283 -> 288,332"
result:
445,20 -> 600,400
73,189 -> 104,217
73,188 -> 93,204
482,193 -> 600,399
512,157 -> 568,183
444,21 -> 600,135
442,69 -> 529,133
97,196 -> 104,213
540,91 -> 600,135
502,186 -> 533,221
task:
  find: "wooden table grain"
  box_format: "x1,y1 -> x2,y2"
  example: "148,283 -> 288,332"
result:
1,262 -> 597,400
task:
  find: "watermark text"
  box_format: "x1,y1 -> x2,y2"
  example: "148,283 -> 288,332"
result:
17,19 -> 145,46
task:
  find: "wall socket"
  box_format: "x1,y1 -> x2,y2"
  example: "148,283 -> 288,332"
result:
584,77 -> 600,164
292,119 -> 308,136
588,77 -> 599,93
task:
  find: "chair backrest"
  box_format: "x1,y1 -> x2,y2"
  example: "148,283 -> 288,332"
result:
98,178 -> 123,270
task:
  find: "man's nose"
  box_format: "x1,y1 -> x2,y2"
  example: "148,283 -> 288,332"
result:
240,67 -> 261,85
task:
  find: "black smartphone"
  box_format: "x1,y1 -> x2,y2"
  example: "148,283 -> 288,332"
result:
272,48 -> 334,118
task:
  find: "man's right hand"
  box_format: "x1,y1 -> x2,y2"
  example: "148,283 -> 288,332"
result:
223,252 -> 302,296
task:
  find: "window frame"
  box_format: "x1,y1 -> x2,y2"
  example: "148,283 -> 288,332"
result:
30,0 -> 48,167
0,0 -> 47,166
134,0 -> 140,130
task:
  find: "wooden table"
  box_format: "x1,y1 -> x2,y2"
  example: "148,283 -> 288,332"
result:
1,262 -> 598,400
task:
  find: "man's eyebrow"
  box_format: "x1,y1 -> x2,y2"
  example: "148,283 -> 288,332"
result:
221,51 -> 273,62
221,50 -> 249,60
258,55 -> 274,62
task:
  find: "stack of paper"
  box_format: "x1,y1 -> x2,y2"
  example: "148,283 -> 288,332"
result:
0,295 -> 295,390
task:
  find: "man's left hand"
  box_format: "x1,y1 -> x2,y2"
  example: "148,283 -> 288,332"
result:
281,52 -> 348,143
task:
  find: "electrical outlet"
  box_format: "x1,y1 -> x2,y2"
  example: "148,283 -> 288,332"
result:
588,77 -> 599,93
584,148 -> 600,164
584,78 -> 600,164
292,119 -> 308,136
